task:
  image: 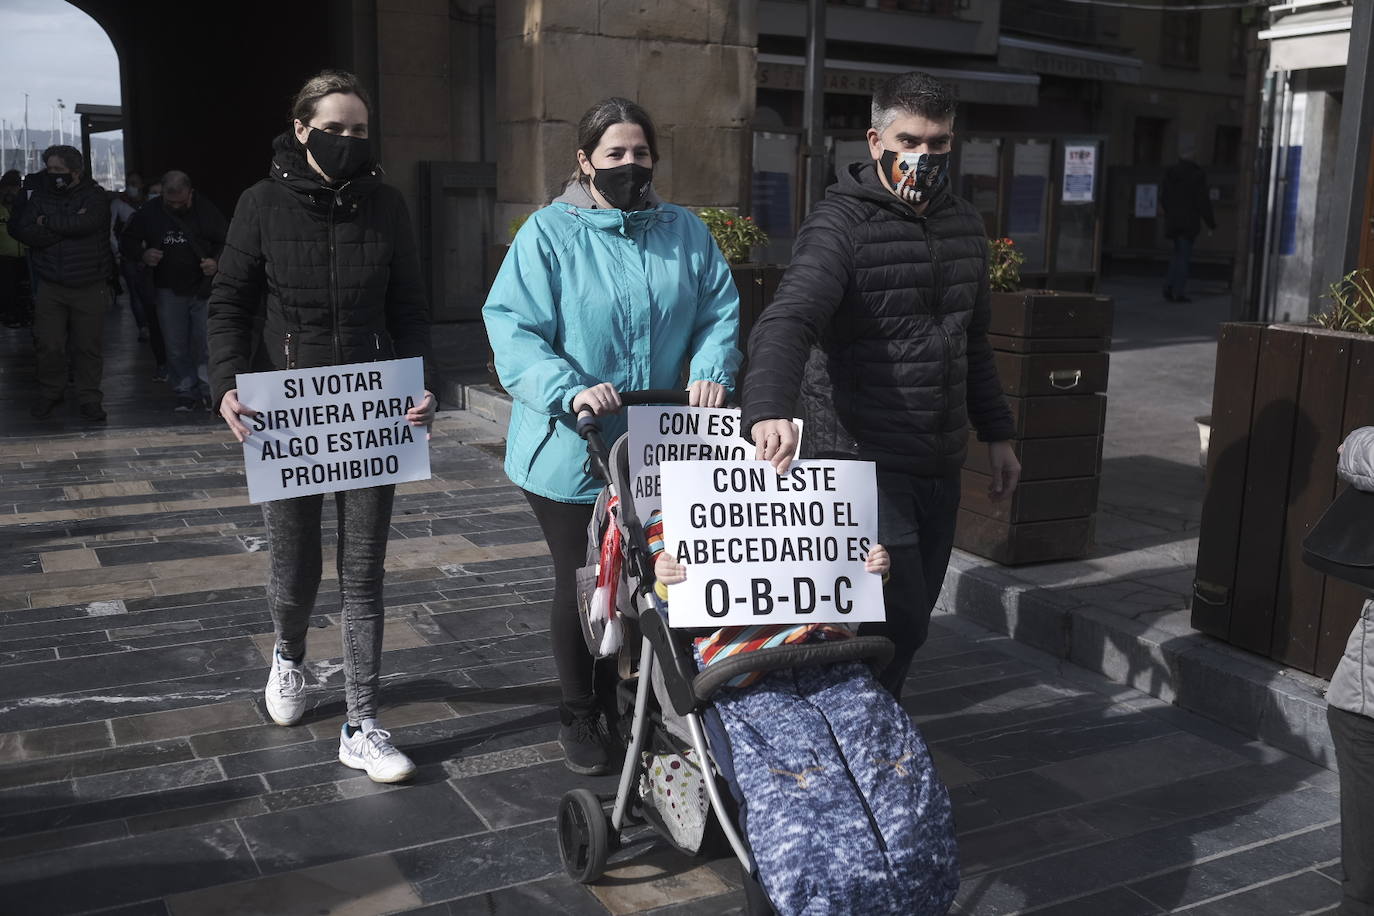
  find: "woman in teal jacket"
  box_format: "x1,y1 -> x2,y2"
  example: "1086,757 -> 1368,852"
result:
483,97 -> 740,775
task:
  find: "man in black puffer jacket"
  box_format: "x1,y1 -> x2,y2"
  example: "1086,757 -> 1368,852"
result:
10,145 -> 112,421
744,72 -> 1020,699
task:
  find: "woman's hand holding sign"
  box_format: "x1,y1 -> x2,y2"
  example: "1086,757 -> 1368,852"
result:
687,380 -> 727,408
219,388 -> 260,443
406,390 -> 437,440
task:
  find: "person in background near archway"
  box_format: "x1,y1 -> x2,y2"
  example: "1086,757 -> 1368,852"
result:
208,70 -> 436,784
122,170 -> 226,411
110,171 -> 168,379
482,97 -> 740,777
0,170 -> 28,329
10,145 -> 112,421
1159,142 -> 1215,303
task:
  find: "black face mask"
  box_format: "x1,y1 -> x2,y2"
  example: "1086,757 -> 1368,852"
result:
879,149 -> 950,205
305,128 -> 371,182
592,163 -> 653,212
44,172 -> 73,194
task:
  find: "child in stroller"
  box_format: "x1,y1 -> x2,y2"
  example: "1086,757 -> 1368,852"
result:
558,392 -> 958,916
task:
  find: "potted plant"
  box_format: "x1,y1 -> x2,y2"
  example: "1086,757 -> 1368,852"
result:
697,207 -> 779,350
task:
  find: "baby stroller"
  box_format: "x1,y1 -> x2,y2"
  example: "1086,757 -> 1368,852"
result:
555,391 -> 958,914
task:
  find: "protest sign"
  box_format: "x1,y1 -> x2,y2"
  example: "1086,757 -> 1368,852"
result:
659,459 -> 884,627
235,357 -> 430,503
627,406 -> 801,520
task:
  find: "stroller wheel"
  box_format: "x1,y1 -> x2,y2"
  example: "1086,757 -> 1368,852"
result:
558,788 -> 612,883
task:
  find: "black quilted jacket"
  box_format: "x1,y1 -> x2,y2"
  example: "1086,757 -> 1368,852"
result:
9,177 -> 111,288
742,162 -> 1013,477
207,133 -> 432,408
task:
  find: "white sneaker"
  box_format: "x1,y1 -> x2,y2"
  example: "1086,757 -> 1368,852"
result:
264,651 -> 307,726
339,719 -> 416,783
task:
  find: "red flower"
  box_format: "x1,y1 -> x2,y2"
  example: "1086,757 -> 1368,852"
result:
726,220 -> 734,226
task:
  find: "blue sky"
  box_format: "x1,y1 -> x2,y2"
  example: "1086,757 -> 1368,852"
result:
0,0 -> 121,142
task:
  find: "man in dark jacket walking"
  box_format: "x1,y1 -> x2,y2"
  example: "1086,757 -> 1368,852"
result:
122,171 -> 227,410
1159,149 -> 1216,303
10,145 -> 112,421
744,72 -> 1021,699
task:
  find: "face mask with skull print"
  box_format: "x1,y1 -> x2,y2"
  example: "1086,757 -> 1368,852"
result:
879,149 -> 950,204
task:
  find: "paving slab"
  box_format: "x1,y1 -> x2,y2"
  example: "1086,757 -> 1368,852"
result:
0,285 -> 1349,913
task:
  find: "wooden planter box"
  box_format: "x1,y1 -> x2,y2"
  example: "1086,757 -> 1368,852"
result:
955,290 -> 1113,565
1193,322 -> 1374,679
731,264 -> 785,352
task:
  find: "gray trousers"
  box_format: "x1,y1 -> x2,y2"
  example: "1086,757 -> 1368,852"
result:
1329,705 -> 1374,915
263,484 -> 395,724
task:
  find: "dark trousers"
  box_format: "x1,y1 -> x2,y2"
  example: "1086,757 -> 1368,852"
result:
33,279 -> 108,406
1165,234 -> 1195,297
1329,705 -> 1374,915
859,471 -> 962,698
523,490 -> 622,717
0,255 -> 23,324
121,260 -> 165,366
262,484 -> 395,725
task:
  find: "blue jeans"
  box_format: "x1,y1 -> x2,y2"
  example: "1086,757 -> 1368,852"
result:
155,289 -> 208,399
859,471 -> 962,697
262,485 -> 396,724
1166,235 -> 1195,297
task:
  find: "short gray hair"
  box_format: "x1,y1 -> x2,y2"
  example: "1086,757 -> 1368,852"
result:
160,170 -> 192,193
870,71 -> 956,134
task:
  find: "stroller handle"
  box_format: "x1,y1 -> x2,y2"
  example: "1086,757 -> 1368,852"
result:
575,389 -> 692,440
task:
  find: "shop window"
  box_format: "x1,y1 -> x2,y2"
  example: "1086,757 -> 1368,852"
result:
1133,117 -> 1168,167
1161,0 -> 1201,69
1229,10 -> 1248,76
827,0 -> 971,14
1214,125 -> 1242,170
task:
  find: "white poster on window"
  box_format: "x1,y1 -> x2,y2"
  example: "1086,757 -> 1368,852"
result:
1135,183 -> 1159,218
1062,144 -> 1096,203
961,140 -> 1001,178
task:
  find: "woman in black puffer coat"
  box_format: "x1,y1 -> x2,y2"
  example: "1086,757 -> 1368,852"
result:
208,70 -> 434,784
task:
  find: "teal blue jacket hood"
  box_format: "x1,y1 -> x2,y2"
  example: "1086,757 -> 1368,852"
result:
482,183 -> 741,502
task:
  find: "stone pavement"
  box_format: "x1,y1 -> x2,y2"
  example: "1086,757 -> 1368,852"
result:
936,275 -> 1336,771
0,287 -> 1348,914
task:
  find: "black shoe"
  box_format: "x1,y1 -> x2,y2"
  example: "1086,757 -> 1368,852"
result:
174,397 -> 197,412
30,398 -> 62,419
78,403 -> 106,422
1162,286 -> 1177,302
152,366 -> 168,383
559,706 -> 610,776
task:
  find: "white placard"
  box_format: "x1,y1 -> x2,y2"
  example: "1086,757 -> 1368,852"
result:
659,460 -> 884,627
627,406 -> 802,521
235,357 -> 431,504
1134,183 -> 1158,218
1062,144 -> 1096,203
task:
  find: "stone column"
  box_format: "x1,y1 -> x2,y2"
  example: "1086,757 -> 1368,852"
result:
494,0 -> 757,233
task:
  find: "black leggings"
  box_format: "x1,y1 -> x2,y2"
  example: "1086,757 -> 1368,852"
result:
523,489 -> 603,715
